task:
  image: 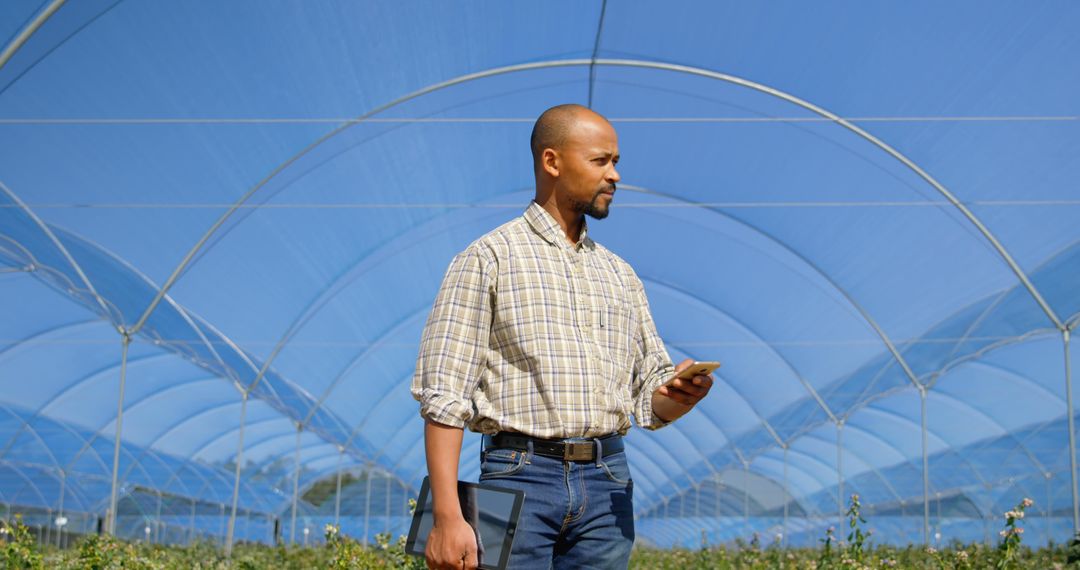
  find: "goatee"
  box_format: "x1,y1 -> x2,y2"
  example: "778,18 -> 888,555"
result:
579,185 -> 615,220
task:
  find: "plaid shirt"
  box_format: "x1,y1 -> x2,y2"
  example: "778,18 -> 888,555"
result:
411,201 -> 675,438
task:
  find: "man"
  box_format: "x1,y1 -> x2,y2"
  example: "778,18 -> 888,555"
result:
411,104 -> 713,569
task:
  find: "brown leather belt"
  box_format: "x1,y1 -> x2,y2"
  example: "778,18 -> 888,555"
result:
485,432 -> 623,462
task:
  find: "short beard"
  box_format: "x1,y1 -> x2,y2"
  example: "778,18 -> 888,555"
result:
575,186 -> 614,220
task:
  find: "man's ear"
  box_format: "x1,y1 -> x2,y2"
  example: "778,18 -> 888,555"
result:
541,148 -> 560,178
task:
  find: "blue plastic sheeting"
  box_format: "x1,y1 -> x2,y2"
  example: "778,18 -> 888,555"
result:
1,0 -> 1078,548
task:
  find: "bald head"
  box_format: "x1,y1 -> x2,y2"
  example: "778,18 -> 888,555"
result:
530,104 -> 611,169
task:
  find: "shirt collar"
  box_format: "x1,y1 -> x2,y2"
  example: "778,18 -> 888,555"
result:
524,201 -> 595,251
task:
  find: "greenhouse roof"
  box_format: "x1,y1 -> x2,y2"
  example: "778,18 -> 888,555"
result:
1,0 -> 1078,547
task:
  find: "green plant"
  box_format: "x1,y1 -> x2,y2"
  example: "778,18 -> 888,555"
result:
844,493 -> 869,565
818,525 -> 835,567
997,497 -> 1033,569
1,515 -> 43,570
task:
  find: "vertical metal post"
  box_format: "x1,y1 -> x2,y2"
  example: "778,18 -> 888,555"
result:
1047,473 -> 1053,544
107,333 -> 131,535
188,500 -> 196,545
836,421 -> 844,526
385,474 -> 392,534
55,471 -> 65,548
333,448 -> 344,527
290,424 -> 302,545
363,471 -> 373,545
45,508 -> 51,546
783,445 -> 789,546
695,482 -> 701,517
1064,329 -> 1079,533
218,504 -> 224,546
225,392 -> 248,556
743,461 -> 749,527
714,476 -> 720,517
920,385 -> 931,545
154,490 -> 162,544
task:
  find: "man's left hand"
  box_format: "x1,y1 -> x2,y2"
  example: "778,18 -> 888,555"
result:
652,358 -> 714,422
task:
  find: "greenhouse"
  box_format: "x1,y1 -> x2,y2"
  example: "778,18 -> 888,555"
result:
1,0 -> 1078,557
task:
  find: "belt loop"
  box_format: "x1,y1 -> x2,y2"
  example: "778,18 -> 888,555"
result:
594,437 -> 603,468
526,439 -> 533,464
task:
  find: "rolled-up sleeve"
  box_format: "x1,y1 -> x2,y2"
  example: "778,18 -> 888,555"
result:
629,274 -> 676,430
411,245 -> 495,428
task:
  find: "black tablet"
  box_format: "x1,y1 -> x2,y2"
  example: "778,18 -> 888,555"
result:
405,477 -> 525,570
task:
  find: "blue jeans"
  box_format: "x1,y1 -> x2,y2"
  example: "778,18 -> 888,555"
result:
478,438 -> 635,569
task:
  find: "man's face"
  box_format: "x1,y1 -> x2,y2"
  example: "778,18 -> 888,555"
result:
557,114 -> 621,220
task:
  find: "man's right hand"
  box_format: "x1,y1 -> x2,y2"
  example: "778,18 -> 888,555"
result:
425,514 -> 478,570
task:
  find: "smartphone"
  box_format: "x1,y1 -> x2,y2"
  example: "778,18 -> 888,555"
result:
674,361 -> 721,380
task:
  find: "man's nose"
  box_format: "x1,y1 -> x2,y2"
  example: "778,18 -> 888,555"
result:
608,166 -> 620,183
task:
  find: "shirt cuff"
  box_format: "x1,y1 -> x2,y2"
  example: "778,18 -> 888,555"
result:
637,374 -> 675,431
415,389 -> 473,429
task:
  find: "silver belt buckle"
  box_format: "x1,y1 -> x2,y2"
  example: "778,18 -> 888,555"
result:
563,442 -> 593,461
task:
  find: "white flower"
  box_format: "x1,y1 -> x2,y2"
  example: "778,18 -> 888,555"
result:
926,546 -> 937,554
957,551 -> 969,561
1000,529 -> 1009,537
0,526 -> 9,535
1021,497 -> 1034,508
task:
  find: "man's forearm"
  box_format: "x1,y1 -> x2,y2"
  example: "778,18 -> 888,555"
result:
425,420 -> 465,521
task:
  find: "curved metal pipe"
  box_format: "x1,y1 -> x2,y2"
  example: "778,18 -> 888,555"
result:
0,0 -> 67,71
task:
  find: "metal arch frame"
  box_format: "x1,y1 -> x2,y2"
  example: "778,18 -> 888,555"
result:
0,405 -> 113,483
270,178 -> 866,474
2,194 -> 261,533
111,379 -> 244,478
850,407 -> 991,496
233,191 -> 517,408
0,460 -> 51,509
121,381 -> 249,454
128,55 -> 1063,379
934,361 -> 1062,466
925,393 -> 1051,479
0,411 -> 65,478
0,317 -> 101,361
1,181 -> 112,321
170,178 -> 904,459
0,403 -> 113,483
0,353 -> 189,463
122,449 -> 199,504
44,222 -> 239,384
924,327 -> 1062,392
332,253 -> 933,516
0,0 -> 124,97
185,416 -> 295,462
642,277 -> 834,435
61,370 -> 232,478
746,452 -> 822,516
812,423 -> 907,503
8,53 -> 1071,535
0,0 -> 68,72
849,403 -> 1000,510
793,431 -> 904,505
